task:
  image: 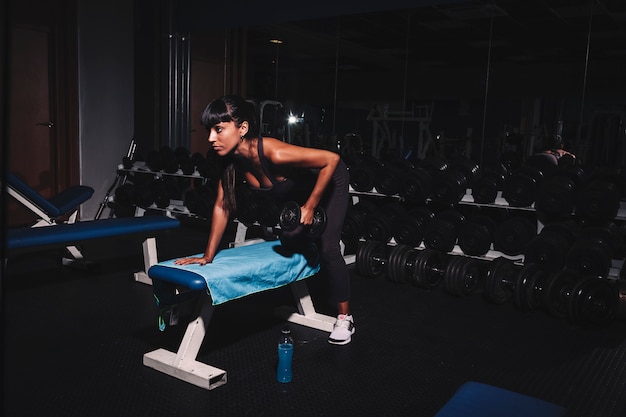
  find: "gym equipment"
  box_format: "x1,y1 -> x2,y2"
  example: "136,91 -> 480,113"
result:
542,268 -> 617,324
483,257 -> 521,304
399,165 -> 433,203
493,214 -> 537,256
431,156 -> 480,205
534,164 -> 587,218
565,223 -> 623,278
184,183 -> 217,219
391,205 -> 434,246
278,200 -> 327,238
442,255 -> 481,297
364,201 -> 407,243
486,258 -> 617,326
144,240 -> 330,390
373,158 -> 412,196
386,244 -> 446,288
6,171 -> 94,227
355,240 -> 388,278
575,169 -> 624,222
342,199 -> 378,243
502,164 -> 545,207
434,381 -> 567,417
457,212 -> 498,256
348,155 -> 382,192
6,216 -> 180,278
355,241 -> 480,296
471,162 -> 508,204
423,209 -> 466,253
523,221 -> 579,272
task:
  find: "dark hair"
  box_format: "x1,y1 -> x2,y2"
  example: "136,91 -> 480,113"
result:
200,95 -> 259,214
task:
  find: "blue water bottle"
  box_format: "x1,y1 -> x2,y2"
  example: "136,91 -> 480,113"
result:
277,328 -> 294,383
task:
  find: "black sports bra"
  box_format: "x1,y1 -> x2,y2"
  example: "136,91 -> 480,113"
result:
253,136 -> 296,196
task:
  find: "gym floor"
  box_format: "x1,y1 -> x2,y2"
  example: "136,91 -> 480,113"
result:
4,217 -> 626,417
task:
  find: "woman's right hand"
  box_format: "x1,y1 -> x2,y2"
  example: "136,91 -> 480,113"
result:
174,256 -> 212,266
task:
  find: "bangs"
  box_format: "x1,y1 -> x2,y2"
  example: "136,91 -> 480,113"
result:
200,99 -> 232,129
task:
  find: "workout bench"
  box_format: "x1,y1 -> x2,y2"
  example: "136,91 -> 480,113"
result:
6,171 -> 95,226
6,216 -> 180,281
5,171 -> 96,264
435,381 -> 567,417
143,240 -> 335,390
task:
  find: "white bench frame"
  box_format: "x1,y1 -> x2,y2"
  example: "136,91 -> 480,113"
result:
141,240 -> 336,390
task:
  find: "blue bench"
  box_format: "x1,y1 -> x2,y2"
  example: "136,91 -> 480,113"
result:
435,381 -> 567,417
6,216 -> 180,280
6,171 -> 95,226
143,240 -> 333,390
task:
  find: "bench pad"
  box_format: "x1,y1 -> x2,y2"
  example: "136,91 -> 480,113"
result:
435,381 -> 567,417
148,241 -> 320,305
7,216 -> 180,251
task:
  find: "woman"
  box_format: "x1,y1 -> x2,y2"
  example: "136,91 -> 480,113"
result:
175,95 -> 354,345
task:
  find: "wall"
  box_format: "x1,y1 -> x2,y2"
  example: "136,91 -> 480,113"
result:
77,0 -> 134,219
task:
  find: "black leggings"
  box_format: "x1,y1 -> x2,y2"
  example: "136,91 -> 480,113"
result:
317,159 -> 350,304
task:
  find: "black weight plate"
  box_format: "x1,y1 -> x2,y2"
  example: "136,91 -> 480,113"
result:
543,269 -> 582,319
279,201 -> 301,232
423,219 -> 457,253
523,231 -> 569,272
457,222 -> 491,256
513,263 -> 543,311
484,257 -> 516,304
411,248 -> 445,288
444,256 -> 480,297
356,241 -> 386,278
493,216 -> 537,256
565,236 -> 612,279
308,206 -> 327,237
568,277 -> 617,327
386,244 -> 411,283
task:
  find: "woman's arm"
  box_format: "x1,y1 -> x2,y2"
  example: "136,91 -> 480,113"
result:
264,138 -> 340,225
174,179 -> 229,265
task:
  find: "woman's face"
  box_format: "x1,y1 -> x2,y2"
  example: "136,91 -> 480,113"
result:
207,120 -> 248,156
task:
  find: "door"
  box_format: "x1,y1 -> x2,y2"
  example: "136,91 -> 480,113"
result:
7,0 -> 79,227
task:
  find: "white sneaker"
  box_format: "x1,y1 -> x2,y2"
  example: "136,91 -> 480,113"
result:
328,314 -> 355,345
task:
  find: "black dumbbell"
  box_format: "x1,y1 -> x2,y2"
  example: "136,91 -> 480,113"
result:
431,156 -> 480,205
457,211 -> 498,256
342,199 -> 378,243
565,223 -> 623,279
488,259 -> 617,326
493,214 -> 537,256
356,242 -> 480,296
423,209 -> 466,253
471,162 -> 508,204
278,200 -> 327,238
523,221 -> 580,272
391,205 -> 434,247
542,268 -> 617,325
386,244 -> 446,288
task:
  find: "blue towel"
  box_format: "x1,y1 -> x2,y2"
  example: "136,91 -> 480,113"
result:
148,241 -> 321,305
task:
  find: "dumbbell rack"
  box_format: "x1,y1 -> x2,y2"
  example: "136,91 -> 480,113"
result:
350,185 -> 626,280
106,162 -> 210,219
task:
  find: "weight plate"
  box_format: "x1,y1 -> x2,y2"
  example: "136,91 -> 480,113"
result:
411,248 -> 445,288
568,277 -> 617,327
484,257 -> 516,304
279,201 -> 301,232
543,269 -> 582,319
308,207 -> 327,237
513,263 -> 546,311
386,244 -> 411,283
444,256 -> 480,297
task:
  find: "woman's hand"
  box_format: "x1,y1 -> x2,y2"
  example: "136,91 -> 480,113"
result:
174,256 -> 212,266
300,205 -> 315,225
